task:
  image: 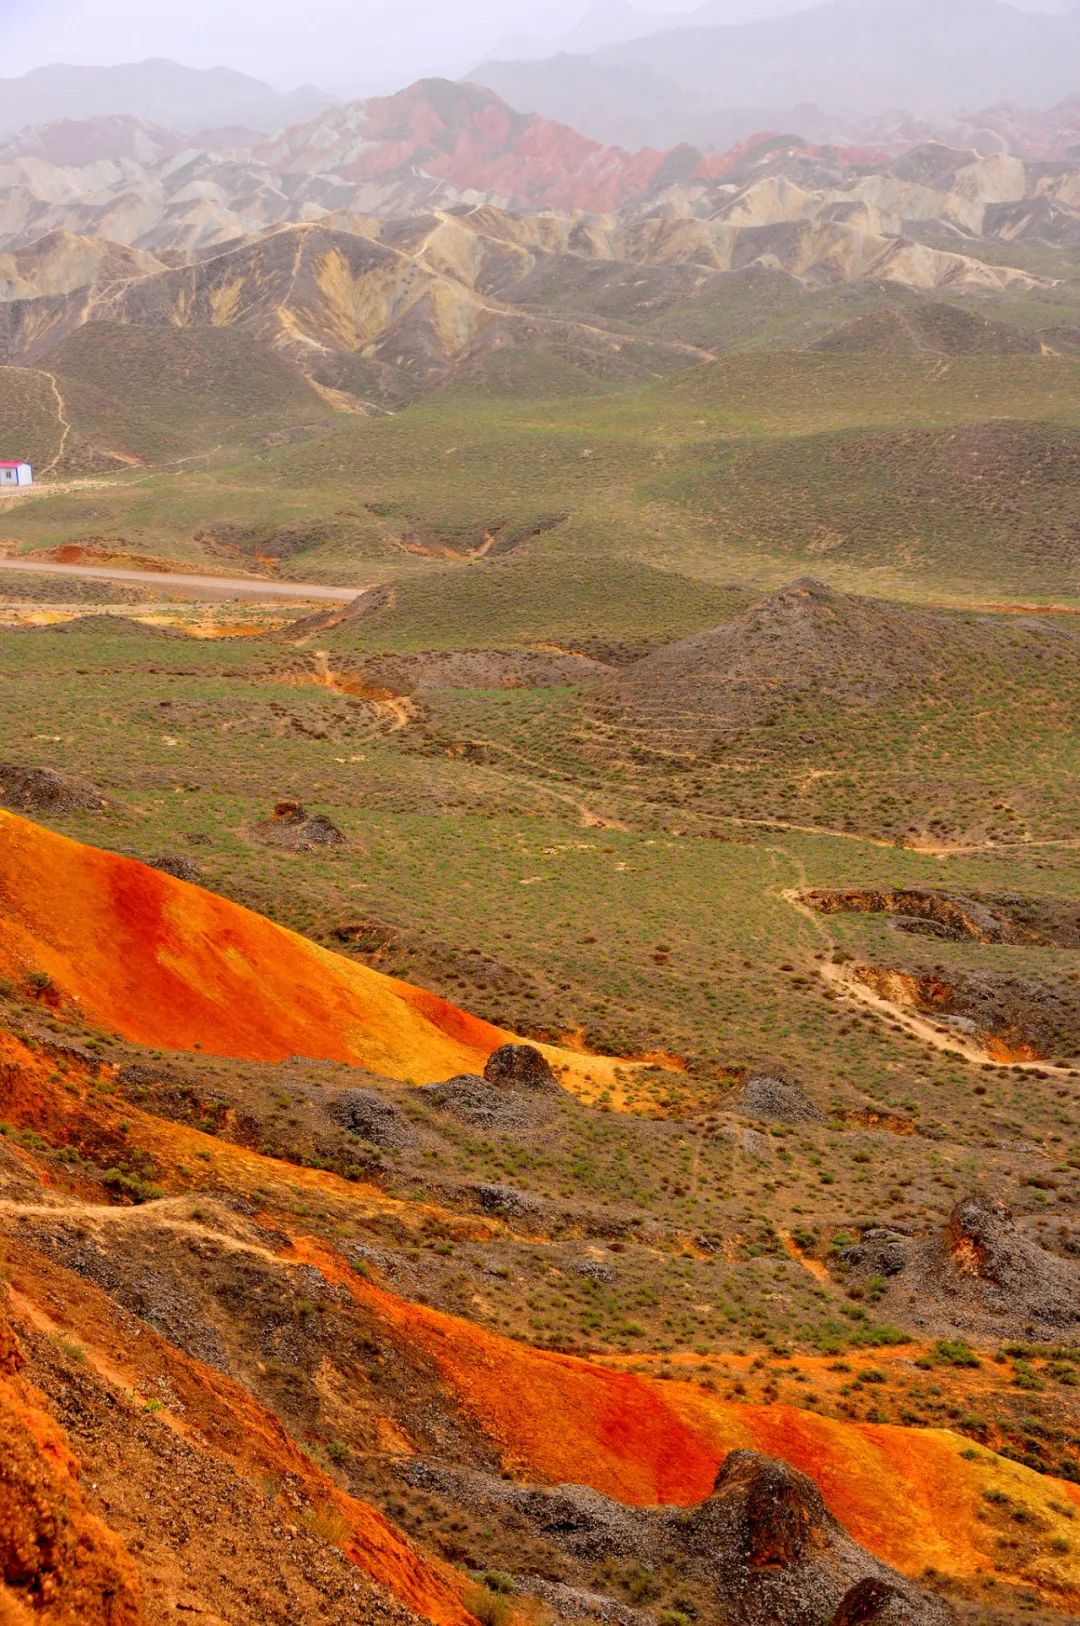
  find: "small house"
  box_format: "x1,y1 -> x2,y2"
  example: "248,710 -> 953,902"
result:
0,461 -> 32,488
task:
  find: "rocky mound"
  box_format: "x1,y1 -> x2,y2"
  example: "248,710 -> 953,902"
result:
419,1046 -> 563,1131
813,302 -> 1040,357
323,1087 -> 413,1150
252,799 -> 346,851
734,1074 -> 825,1124
412,1450 -> 948,1626
417,1072 -> 558,1132
844,1195 -> 1079,1341
584,579 -> 1068,757
673,1452 -> 948,1625
0,762 -> 107,814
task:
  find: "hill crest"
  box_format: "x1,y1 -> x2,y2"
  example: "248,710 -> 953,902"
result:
0,810 -> 625,1095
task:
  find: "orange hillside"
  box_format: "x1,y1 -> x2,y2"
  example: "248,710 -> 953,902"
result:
0,811 -> 622,1091
306,1249 -> 1080,1604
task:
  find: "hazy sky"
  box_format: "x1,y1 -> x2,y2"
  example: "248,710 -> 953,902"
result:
0,0 -> 701,91
0,0 -> 1069,94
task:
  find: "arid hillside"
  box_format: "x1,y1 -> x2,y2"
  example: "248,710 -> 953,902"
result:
0,811 -> 622,1093
0,43 -> 1078,1626
0,79 -> 1075,449
0,805 -> 1077,1626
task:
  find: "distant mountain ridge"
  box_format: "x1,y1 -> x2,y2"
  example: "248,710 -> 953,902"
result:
0,58 -> 335,143
0,76 -> 1077,263
0,77 -> 1074,445
0,79 -> 901,253
472,0 -> 1080,149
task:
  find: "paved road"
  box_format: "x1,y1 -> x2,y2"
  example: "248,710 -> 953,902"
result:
0,558 -> 364,602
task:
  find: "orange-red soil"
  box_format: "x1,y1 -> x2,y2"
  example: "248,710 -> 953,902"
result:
307,1245 -> 1080,1603
1,1244 -> 472,1626
3,815 -> 1079,1615
0,1309 -> 146,1625
0,1026 -> 500,1240
0,812 -> 625,1093
1,1020 -> 1078,1611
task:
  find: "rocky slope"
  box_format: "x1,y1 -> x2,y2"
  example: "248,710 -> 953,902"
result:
0,810 -> 1077,1624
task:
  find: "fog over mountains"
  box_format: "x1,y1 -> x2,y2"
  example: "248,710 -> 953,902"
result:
1,0 -> 1078,154
0,59 -> 334,143
473,0 -> 1080,149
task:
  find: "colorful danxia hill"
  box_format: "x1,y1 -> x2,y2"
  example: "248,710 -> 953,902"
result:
0,21 -> 1079,1626
0,801 -> 1078,1625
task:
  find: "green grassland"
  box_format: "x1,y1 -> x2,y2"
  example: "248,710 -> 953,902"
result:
0,365 -> 68,469
2,348 -> 1079,603
0,323 -> 333,475
319,557 -> 754,650
49,324 -> 335,460
2,600 -> 1078,1487
3,614 -> 1078,1102
2,267 -> 1079,1617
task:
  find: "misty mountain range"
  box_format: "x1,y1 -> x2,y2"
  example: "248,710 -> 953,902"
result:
1,0 -> 1078,156
473,0 -> 1080,149
0,58 -> 334,143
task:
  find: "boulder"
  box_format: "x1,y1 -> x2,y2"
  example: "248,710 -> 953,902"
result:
831,1577 -> 951,1624
324,1088 -> 412,1150
484,1043 -> 560,1093
148,852 -> 202,883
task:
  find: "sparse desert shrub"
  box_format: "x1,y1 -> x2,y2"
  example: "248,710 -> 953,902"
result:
465,1583 -> 515,1626
299,1503 -> 351,1548
102,1168 -> 165,1204
932,1338 -> 980,1368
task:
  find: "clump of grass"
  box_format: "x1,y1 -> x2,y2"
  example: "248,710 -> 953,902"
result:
299,1503 -> 351,1548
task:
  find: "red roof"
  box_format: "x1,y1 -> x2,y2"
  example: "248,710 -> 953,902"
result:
0,461 -> 27,467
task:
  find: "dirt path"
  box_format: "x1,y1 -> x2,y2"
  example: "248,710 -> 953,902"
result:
776,875 -> 1078,1078
37,371 -> 71,476
819,955 -> 1077,1078
311,649 -> 415,730
779,1231 -> 832,1283
725,814 -> 1078,859
0,1194 -> 301,1267
0,558 -> 366,602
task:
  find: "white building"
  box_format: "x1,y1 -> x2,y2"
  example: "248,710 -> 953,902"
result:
0,461 -> 32,488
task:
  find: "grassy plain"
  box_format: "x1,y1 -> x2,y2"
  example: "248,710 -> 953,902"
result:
2,349 -> 1079,603
2,330 -> 1079,1623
